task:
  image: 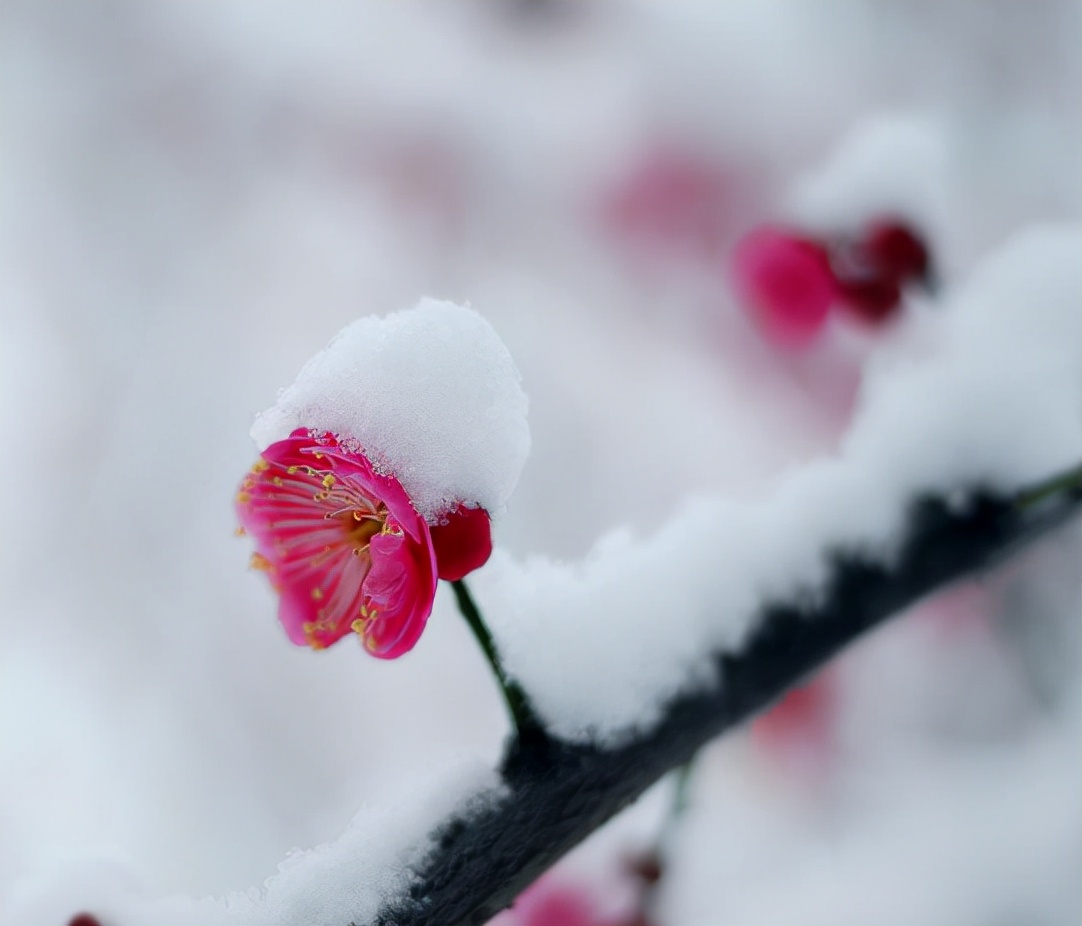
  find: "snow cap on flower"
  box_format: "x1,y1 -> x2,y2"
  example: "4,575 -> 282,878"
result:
251,299 -> 530,522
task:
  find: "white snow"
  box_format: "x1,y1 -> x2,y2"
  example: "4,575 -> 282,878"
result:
250,299 -> 530,522
478,226 -> 1082,743
663,691 -> 1082,926
0,761 -> 501,926
787,114 -> 952,251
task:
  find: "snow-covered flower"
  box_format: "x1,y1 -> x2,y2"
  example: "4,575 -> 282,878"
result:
236,428 -> 437,658
236,299 -> 528,659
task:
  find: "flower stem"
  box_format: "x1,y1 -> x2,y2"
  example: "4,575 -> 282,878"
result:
657,758 -> 694,855
628,759 -> 695,919
451,579 -> 545,742
1014,461 -> 1082,510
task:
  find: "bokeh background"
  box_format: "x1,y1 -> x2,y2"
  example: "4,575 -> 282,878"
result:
2,3 -> 1079,923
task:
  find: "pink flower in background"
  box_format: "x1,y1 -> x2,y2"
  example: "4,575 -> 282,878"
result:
729,226 -> 836,348
861,218 -> 930,283
751,671 -> 837,773
489,877 -> 603,926
834,274 -> 902,323
603,149 -> 734,257
730,216 -> 931,339
832,217 -> 930,324
489,869 -> 659,926
236,428 -> 437,658
511,881 -> 600,926
430,503 -> 493,581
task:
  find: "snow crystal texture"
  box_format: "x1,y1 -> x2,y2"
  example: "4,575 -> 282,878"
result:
251,299 -> 530,521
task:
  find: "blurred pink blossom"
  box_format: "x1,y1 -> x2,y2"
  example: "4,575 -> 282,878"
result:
730,226 -> 836,348
510,880 -> 600,926
832,217 -> 930,324
602,149 -> 734,257
490,872 -> 655,926
860,218 -> 931,283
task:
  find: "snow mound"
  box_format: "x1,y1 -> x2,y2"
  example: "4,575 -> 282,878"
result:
251,299 -> 530,521
788,114 -> 951,243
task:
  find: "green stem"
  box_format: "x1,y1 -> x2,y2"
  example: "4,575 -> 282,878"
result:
633,759 -> 695,917
1014,462 -> 1082,510
658,759 -> 694,854
671,760 -> 693,818
451,579 -> 544,741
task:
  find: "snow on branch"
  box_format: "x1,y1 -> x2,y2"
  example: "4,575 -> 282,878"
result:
370,467 -> 1081,926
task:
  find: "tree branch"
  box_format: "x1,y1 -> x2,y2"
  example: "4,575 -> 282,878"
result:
372,466 -> 1082,926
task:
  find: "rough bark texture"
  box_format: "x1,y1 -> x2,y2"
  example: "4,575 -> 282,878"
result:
372,471 -> 1082,926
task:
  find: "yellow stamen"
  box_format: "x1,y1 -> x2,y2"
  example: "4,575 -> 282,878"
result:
343,512 -> 382,547
302,622 -> 327,650
249,552 -> 272,571
311,587 -> 324,600
322,474 -> 336,488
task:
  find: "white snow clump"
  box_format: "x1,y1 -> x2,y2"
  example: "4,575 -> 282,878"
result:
787,113 -> 952,243
2,762 -> 502,926
251,299 -> 530,522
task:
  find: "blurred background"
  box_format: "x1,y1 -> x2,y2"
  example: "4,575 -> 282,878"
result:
1,2 -> 1079,924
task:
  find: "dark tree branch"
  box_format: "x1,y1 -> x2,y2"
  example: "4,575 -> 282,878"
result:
372,465 -> 1082,926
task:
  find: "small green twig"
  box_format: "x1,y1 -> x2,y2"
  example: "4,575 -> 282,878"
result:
670,760 -> 693,819
1014,462 -> 1082,510
451,579 -> 546,743
654,759 -> 694,860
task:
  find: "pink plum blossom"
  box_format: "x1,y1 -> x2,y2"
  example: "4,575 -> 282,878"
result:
729,226 -> 836,348
236,428 -> 437,658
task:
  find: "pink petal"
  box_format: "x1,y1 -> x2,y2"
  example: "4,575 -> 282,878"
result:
430,504 -> 493,581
